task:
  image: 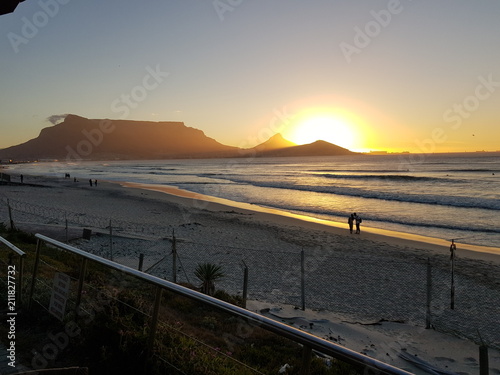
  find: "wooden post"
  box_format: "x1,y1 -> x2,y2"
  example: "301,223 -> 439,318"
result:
242,261 -> 248,309
450,240 -> 456,310
480,345 -> 489,375
301,249 -> 305,311
28,238 -> 43,311
172,230 -> 177,283
75,258 -> 88,318
147,286 -> 163,356
109,219 -> 113,261
7,199 -> 15,230
450,251 -> 455,310
426,258 -> 432,329
299,345 -> 312,375
65,215 -> 69,243
138,254 -> 144,271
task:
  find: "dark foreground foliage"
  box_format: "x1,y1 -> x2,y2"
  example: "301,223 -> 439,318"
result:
0,227 -> 362,374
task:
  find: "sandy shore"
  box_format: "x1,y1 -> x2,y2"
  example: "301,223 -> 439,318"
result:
1,173 -> 500,374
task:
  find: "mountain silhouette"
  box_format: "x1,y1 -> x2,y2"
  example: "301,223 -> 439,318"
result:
0,114 -> 358,161
0,115 -> 238,161
252,133 -> 297,152
255,140 -> 355,157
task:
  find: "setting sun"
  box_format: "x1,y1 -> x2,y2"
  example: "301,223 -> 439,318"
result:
283,110 -> 362,151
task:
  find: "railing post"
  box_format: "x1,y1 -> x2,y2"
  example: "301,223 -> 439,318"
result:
147,286 -> 163,356
300,345 -> 312,375
28,238 -> 43,311
75,257 -> 88,317
426,258 -> 432,329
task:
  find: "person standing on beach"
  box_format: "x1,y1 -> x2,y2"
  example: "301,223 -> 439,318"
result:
89,179 -> 93,187
348,214 -> 354,234
354,213 -> 362,234
20,174 -> 23,184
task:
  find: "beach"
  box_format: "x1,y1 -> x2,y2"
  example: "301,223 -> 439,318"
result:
1,173 -> 500,374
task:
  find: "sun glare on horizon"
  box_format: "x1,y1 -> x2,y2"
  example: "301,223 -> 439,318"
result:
284,111 -> 362,151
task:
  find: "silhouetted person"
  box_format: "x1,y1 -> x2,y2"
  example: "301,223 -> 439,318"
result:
348,214 -> 354,234
94,179 -> 97,186
89,179 -> 93,187
20,174 -> 23,184
354,213 -> 362,234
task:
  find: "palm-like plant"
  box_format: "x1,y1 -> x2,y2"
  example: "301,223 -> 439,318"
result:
194,263 -> 225,296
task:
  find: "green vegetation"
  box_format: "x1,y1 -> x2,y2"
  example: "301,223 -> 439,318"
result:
194,262 -> 225,296
0,227 -> 362,374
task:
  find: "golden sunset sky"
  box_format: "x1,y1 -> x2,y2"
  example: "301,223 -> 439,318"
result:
1,1 -> 499,153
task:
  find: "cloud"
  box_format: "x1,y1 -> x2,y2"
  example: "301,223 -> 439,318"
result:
46,114 -> 69,125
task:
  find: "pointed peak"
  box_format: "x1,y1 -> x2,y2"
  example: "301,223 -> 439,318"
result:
252,133 -> 296,152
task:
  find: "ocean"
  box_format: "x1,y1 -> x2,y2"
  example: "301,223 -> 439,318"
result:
6,152 -> 500,249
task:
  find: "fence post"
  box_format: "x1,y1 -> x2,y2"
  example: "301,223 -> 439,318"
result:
242,261 -> 248,309
138,254 -> 144,271
75,258 -> 88,318
109,219 -> 113,261
301,249 -> 305,311
426,258 -> 432,329
7,199 -> 15,230
172,230 -> 177,283
65,215 -> 69,243
480,344 -> 489,375
450,246 -> 455,310
147,286 -> 163,356
28,238 -> 43,311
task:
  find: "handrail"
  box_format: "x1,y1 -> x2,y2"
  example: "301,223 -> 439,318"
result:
34,233 -> 413,375
1,234 -> 26,306
0,235 -> 26,257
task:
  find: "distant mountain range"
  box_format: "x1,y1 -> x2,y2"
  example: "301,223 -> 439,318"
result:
0,114 -> 357,161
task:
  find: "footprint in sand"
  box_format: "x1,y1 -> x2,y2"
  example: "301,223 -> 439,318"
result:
435,357 -> 456,363
464,357 -> 478,366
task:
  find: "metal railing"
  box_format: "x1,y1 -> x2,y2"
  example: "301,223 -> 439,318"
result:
0,235 -> 26,305
29,233 -> 412,375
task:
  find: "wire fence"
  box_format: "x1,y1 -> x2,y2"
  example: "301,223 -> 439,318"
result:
2,196 -> 500,352
26,234 -> 408,375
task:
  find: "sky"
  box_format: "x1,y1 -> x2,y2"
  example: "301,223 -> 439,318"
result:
1,0 -> 500,153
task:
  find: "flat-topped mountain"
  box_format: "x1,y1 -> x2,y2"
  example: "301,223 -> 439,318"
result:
0,114 -> 358,161
0,115 -> 238,161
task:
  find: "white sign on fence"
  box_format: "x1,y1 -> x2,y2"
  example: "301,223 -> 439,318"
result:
49,272 -> 71,321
